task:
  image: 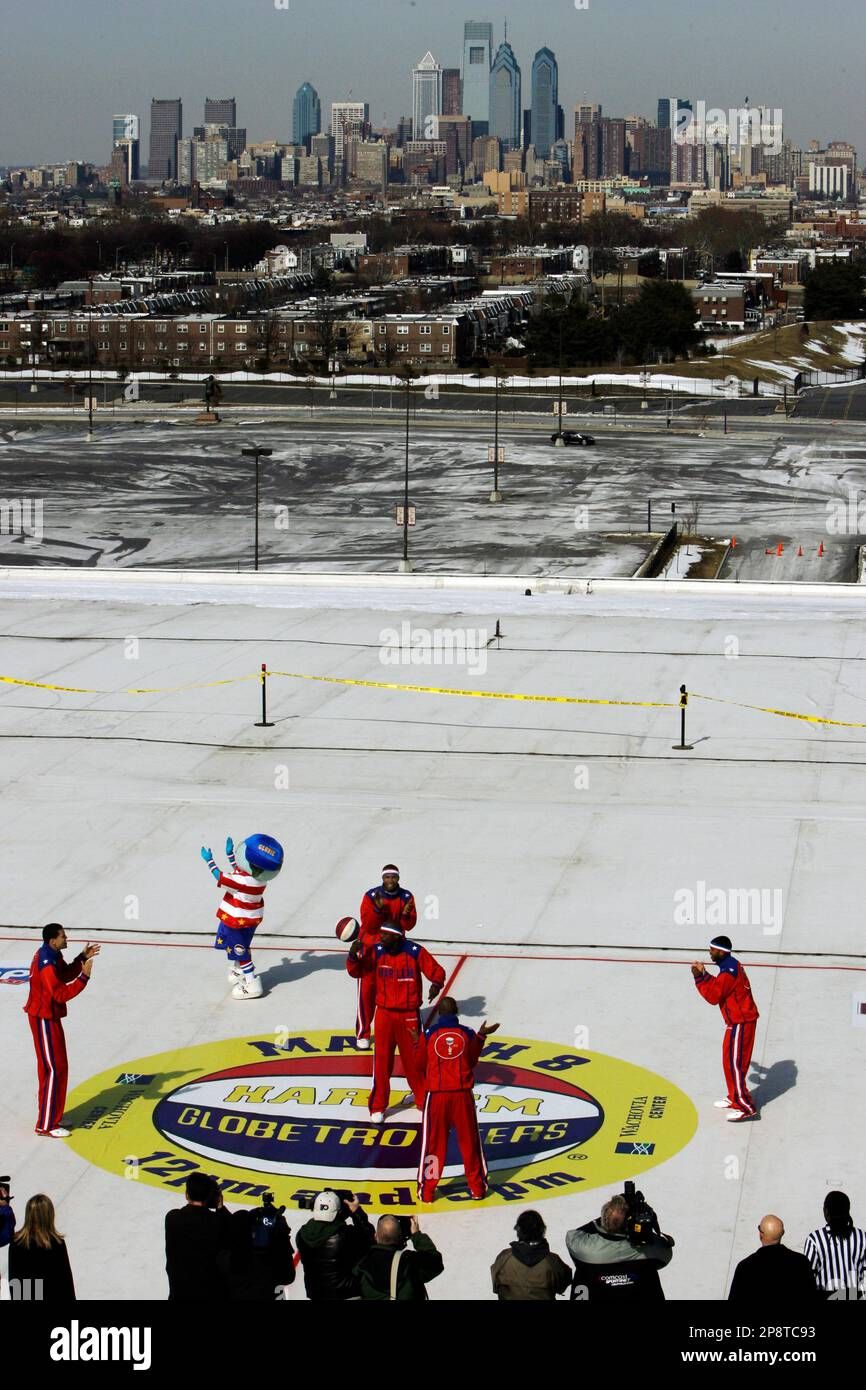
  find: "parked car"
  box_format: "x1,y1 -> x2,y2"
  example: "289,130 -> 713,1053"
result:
550,430 -> 595,446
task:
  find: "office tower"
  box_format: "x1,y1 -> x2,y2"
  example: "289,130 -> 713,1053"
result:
657,97 -> 689,130
112,115 -> 140,181
550,138 -> 571,183
573,112 -> 601,178
462,20 -> 493,134
490,41 -> 521,151
311,132 -> 334,173
436,115 -> 473,176
204,97 -> 236,127
600,118 -> 626,177
149,98 -> 182,180
331,102 -> 370,163
530,48 -> 558,160
576,102 -> 601,126
442,68 -> 462,115
412,52 -> 443,142
348,140 -> 388,190
292,82 -> 321,149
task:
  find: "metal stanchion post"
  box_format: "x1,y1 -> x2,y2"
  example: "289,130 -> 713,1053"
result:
672,684 -> 693,751
255,662 -> 273,728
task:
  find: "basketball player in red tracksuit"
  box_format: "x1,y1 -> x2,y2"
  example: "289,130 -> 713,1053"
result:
24,924 -> 99,1137
416,1000 -> 499,1203
355,863 -> 417,1048
346,924 -> 444,1121
692,933 -> 760,1121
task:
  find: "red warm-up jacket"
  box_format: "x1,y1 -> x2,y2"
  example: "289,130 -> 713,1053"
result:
24,945 -> 89,1022
416,1015 -> 483,1092
695,954 -> 759,1025
359,886 -> 417,941
346,938 -> 444,1012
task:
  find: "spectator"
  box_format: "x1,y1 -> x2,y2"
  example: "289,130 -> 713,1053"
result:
567,1195 -> 674,1301
728,1214 -> 819,1302
491,1209 -> 573,1300
165,1174 -> 232,1301
228,1196 -> 295,1301
0,1177 -> 14,1250
295,1190 -> 374,1301
354,1215 -> 443,1300
9,1194 -> 75,1300
804,1192 -> 866,1300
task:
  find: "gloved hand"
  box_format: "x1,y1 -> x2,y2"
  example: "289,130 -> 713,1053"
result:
201,846 -> 213,863
226,836 -> 235,858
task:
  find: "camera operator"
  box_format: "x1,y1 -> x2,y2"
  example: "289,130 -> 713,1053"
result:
228,1192 -> 295,1301
566,1188 -> 675,1302
295,1190 -> 374,1301
165,1174 -> 232,1302
0,1178 -> 14,1251
354,1215 -> 443,1301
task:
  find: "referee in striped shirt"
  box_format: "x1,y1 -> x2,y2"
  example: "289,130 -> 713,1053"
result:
804,1191 -> 866,1300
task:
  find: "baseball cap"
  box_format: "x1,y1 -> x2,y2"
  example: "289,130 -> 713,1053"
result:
313,1191 -> 341,1223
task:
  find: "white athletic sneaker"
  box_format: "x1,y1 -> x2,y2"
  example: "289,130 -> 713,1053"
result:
726,1109 -> 757,1122
356,1038 -> 371,1050
370,1112 -> 385,1123
232,974 -> 263,1000
714,1099 -> 735,1108
37,1127 -> 71,1138
227,966 -> 244,984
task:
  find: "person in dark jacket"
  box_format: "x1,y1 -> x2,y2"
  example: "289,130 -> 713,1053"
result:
567,1195 -> 674,1302
9,1193 -> 75,1300
354,1215 -> 443,1300
295,1190 -> 374,1301
0,1177 -> 15,1250
165,1173 -> 232,1301
491,1209 -> 573,1300
228,1196 -> 295,1301
729,1214 -> 819,1302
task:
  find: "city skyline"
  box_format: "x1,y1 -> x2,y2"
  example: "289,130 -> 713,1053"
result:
1,0 -> 864,167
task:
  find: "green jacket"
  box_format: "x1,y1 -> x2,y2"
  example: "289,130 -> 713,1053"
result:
354,1232 -> 444,1300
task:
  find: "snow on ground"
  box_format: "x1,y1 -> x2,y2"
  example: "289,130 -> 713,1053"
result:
0,575 -> 864,1301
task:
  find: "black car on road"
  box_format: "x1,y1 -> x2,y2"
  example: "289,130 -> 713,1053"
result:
551,430 -> 595,446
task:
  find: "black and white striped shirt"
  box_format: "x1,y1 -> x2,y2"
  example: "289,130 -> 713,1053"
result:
803,1223 -> 866,1298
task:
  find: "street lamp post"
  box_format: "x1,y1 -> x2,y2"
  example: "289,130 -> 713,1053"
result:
399,371 -> 415,572
241,445 -> 273,571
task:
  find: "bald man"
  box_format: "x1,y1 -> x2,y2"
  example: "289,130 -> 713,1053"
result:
353,1215 -> 443,1301
728,1215 -> 819,1302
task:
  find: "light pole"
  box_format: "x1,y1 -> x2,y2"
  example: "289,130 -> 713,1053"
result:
114,245 -> 128,271
241,445 -> 273,571
87,274 -> 94,439
490,370 -> 504,502
398,369 -> 416,572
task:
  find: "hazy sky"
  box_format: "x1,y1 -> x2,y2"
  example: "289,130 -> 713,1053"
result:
2,0 -> 864,166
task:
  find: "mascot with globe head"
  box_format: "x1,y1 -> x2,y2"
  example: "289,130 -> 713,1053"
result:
201,834 -> 284,999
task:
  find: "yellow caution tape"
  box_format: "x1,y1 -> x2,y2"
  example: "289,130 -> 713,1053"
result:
0,673 -> 261,696
694,692 -> 866,729
269,670 -> 673,708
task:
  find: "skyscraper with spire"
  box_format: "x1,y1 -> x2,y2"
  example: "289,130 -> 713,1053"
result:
530,48 -> 558,160
412,52 -> 443,141
490,35 -> 521,152
462,20 -> 493,137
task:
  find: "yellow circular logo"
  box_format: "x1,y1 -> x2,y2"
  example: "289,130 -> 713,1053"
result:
66,1030 -> 697,1210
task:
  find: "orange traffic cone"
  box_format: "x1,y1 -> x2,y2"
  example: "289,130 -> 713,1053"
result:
731,535 -> 737,548
797,545 -> 803,557
776,541 -> 783,556
818,541 -> 825,557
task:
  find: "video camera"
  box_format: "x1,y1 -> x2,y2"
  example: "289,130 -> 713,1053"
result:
0,1175 -> 11,1202
622,1181 -> 661,1245
295,1187 -> 354,1213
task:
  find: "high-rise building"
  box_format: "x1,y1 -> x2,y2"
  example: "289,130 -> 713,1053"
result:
490,41 -> 521,152
575,102 -> 601,126
600,118 -> 626,177
462,21 -> 493,135
412,52 -> 443,142
112,115 -> 140,181
657,97 -> 689,130
435,115 -> 473,176
530,48 -> 558,160
149,99 -> 182,181
442,68 -> 462,116
204,97 -> 236,127
293,83 -> 322,149
348,140 -> 389,191
331,102 -> 370,165
573,113 -> 601,179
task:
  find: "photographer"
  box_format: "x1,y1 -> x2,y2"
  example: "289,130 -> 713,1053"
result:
228,1193 -> 295,1301
566,1190 -> 674,1302
354,1215 -> 443,1301
165,1173 -> 232,1301
0,1177 -> 14,1250
295,1190 -> 374,1301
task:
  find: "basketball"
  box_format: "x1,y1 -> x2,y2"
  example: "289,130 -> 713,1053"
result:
335,916 -> 360,943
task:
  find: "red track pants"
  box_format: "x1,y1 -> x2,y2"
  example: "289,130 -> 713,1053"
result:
356,970 -> 377,1042
417,1089 -> 488,1201
29,1016 -> 69,1132
368,1007 -> 426,1115
722,1020 -> 757,1116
